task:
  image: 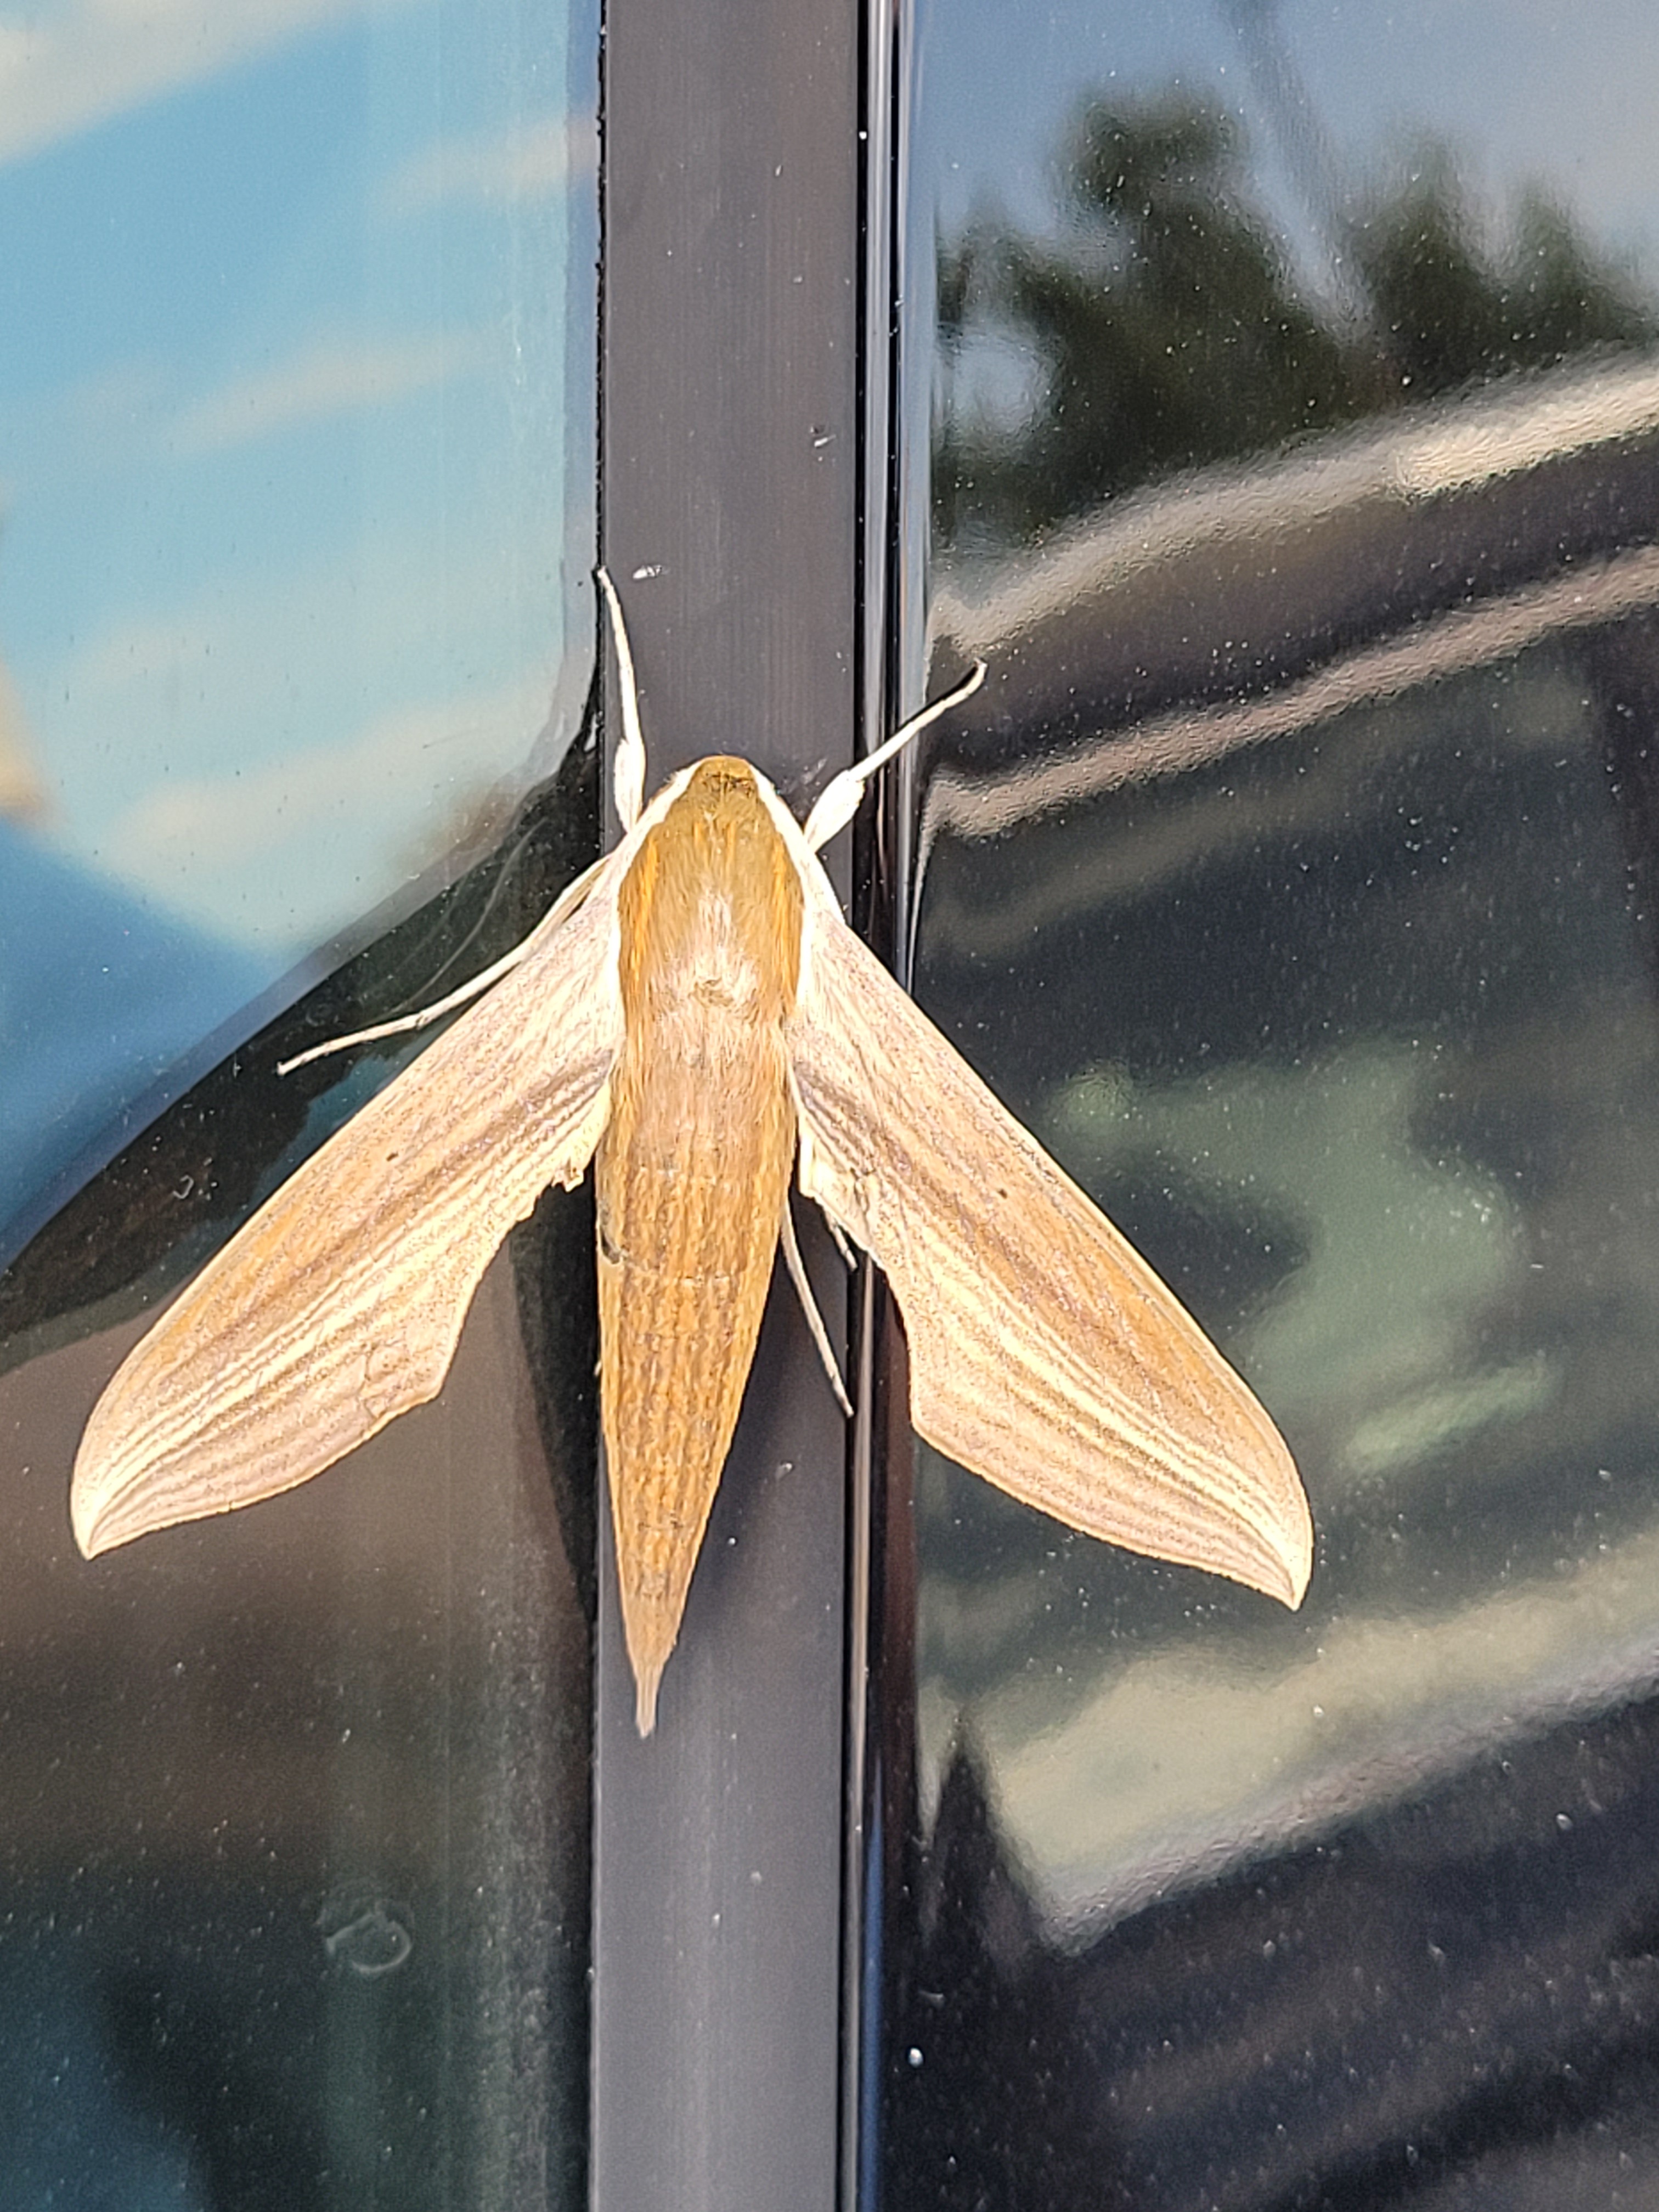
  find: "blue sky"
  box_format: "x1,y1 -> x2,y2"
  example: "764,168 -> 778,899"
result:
6,0 -> 1653,1240
919,0 -> 1659,323
0,0 -> 597,955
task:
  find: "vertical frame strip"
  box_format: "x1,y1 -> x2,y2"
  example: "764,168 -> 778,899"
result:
594,1 -> 864,2207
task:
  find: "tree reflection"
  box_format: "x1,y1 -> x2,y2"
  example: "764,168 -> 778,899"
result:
936,91 -> 1658,549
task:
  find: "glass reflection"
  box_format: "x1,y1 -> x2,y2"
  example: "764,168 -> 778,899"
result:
0,0 -> 597,1256
936,88 -> 1654,552
886,1 -> 1659,2203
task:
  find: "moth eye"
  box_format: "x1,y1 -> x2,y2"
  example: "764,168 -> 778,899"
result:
597,1218 -> 622,1267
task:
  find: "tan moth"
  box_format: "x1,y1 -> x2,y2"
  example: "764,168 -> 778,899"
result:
72,572 -> 1313,1733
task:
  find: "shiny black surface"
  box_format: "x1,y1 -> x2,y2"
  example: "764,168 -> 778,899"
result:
0,732 -> 601,2210
871,2 -> 1659,2203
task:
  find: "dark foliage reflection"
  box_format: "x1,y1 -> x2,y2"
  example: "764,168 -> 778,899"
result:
936,89 -> 1658,551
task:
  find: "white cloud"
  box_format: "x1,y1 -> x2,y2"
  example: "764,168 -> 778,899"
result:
384,111 -> 596,213
978,1513 -> 1659,1938
171,329 -> 486,455
54,507 -> 541,757
99,665 -> 562,945
106,673 -> 533,869
39,492 -> 589,949
0,0 -> 411,170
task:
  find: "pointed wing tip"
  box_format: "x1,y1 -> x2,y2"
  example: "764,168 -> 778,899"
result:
71,1384 -> 153,1559
1195,1429 -> 1312,1611
1268,1542 -> 1312,1612
1206,1530 -> 1310,1612
1288,1531 -> 1314,1610
1248,1483 -> 1314,1612
634,1669 -> 662,1736
70,1467 -> 145,1562
72,1419 -> 200,1562
69,1452 -> 115,1561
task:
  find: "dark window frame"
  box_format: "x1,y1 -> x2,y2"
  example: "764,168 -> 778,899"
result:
594,2 -> 905,2206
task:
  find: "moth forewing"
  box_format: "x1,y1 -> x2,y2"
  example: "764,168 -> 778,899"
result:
68,828 -> 638,1561
771,789 -> 1312,1610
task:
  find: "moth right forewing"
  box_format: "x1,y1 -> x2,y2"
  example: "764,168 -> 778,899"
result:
784,857 -> 1312,1610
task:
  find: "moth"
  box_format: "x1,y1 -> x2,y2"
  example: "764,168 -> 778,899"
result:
72,572 -> 1313,1733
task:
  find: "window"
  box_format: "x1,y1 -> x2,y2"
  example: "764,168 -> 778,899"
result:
1,4 -> 598,2201
879,3 -> 1659,2205
8,2 -> 1659,2205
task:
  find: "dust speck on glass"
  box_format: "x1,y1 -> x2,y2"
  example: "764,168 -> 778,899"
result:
883,2 -> 1659,2204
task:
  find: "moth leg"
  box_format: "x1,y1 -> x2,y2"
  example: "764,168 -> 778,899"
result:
278,853 -> 610,1075
801,660 -> 986,853
780,1198 -> 853,1418
823,1212 -> 856,1269
289,566 -> 642,1081
596,565 -> 648,833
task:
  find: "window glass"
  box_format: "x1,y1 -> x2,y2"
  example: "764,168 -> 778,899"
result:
883,3 -> 1659,2202
1,0 -> 596,1254
0,4 -> 598,2203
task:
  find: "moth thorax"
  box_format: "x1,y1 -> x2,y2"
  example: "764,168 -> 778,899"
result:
617,758 -> 804,1020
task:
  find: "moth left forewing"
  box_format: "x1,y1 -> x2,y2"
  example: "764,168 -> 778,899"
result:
767,802 -> 1312,1609
71,832 -> 642,1561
